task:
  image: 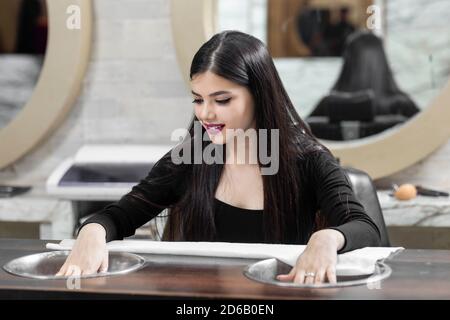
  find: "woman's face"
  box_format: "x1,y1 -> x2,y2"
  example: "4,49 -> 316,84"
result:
191,71 -> 256,145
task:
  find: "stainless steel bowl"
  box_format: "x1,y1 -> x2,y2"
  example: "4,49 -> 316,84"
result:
3,251 -> 146,280
243,258 -> 392,288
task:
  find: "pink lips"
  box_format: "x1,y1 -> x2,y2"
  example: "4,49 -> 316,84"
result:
203,122 -> 225,134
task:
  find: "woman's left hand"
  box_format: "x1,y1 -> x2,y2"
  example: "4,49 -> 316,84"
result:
276,229 -> 345,285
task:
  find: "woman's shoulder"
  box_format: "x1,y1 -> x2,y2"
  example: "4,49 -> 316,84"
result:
293,136 -> 340,178
294,134 -> 333,161
146,146 -> 192,182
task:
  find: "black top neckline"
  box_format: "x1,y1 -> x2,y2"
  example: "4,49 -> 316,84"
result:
214,197 -> 263,213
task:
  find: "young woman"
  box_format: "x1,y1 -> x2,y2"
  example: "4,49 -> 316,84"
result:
57,31 -> 381,285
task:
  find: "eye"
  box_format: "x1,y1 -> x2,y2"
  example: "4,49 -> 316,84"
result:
216,98 -> 231,105
192,98 -> 203,104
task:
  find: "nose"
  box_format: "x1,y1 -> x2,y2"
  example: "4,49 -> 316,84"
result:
198,101 -> 215,120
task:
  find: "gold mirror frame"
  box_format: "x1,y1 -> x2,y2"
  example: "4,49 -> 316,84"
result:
0,0 -> 92,169
170,0 -> 450,179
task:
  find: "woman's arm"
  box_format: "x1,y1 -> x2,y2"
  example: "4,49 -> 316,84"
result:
57,150 -> 186,277
79,150 -> 186,241
277,148 -> 381,284
309,149 -> 381,253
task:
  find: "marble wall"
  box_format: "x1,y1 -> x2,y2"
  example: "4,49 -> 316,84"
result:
0,0 -> 192,186
361,0 -> 450,190
385,0 -> 450,112
0,55 -> 43,128
0,0 -> 449,192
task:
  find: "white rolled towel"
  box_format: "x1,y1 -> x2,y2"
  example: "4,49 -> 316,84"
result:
46,239 -> 403,276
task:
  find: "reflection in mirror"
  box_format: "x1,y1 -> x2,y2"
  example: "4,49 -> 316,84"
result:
0,0 -> 47,129
217,0 -> 450,141
308,31 -> 420,140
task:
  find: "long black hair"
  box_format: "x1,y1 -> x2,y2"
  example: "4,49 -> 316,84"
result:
161,31 -> 332,244
311,31 -> 419,117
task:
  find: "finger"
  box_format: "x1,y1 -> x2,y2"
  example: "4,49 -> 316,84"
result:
99,250 -> 109,273
63,264 -> 76,277
314,268 -> 326,284
56,263 -> 67,277
293,269 -> 306,284
276,273 -> 294,282
276,266 -> 295,282
326,267 -> 337,284
63,265 -> 73,277
304,270 -> 315,285
67,264 -> 82,278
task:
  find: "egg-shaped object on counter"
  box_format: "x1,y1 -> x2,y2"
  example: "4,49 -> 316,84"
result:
394,184 -> 417,200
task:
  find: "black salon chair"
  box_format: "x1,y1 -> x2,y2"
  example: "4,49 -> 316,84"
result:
343,166 -> 391,247
306,89 -> 411,140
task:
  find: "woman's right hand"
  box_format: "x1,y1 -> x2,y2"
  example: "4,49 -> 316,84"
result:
56,223 -> 109,277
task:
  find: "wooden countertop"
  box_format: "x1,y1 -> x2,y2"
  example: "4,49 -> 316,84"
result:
0,239 -> 449,299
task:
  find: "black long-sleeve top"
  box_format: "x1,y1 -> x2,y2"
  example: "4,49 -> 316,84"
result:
80,146 -> 381,254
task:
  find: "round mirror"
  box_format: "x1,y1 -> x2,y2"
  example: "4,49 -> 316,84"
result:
170,0 -> 450,179
0,0 -> 48,129
216,0 -> 449,141
0,0 -> 92,169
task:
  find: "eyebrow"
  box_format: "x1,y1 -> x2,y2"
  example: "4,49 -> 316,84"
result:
191,90 -> 232,97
